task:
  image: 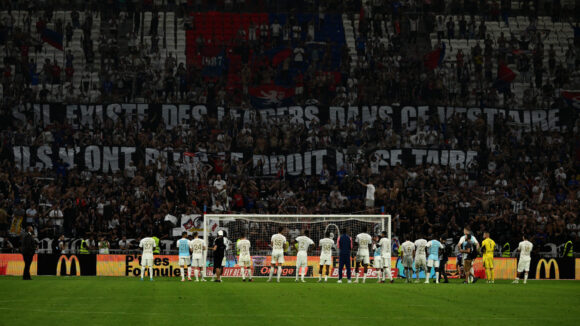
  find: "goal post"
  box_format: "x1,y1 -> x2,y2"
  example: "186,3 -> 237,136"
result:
202,214 -> 391,278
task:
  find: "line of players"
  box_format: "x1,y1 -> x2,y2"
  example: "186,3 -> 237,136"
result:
266,227 -> 396,283
138,226 -> 534,283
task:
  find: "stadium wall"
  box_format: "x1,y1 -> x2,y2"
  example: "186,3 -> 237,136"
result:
0,254 -> 37,276
95,255 -> 519,279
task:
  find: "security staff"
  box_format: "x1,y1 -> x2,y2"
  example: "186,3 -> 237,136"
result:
563,240 -> 573,258
502,242 -> 511,257
21,226 -> 36,280
152,236 -> 160,254
79,237 -> 89,254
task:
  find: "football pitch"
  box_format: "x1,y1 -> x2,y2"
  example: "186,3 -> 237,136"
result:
0,277 -> 579,326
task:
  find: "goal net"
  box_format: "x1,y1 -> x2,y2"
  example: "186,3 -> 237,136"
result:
202,214 -> 390,278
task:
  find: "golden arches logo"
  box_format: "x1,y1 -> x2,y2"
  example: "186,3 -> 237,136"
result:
56,255 -> 81,276
535,258 -> 559,280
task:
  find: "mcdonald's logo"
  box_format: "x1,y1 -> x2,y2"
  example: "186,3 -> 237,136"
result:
56,255 -> 81,276
535,258 -> 559,280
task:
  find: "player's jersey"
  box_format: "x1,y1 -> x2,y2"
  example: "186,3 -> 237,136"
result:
414,239 -> 428,258
426,239 -> 442,260
319,238 -> 334,256
373,244 -> 381,257
401,241 -> 415,257
518,240 -> 533,259
295,235 -> 314,253
458,234 -> 479,247
176,238 -> 190,257
237,239 -> 251,257
379,237 -> 391,256
356,233 -> 372,254
139,237 -> 156,258
482,238 -> 496,256
189,238 -> 205,258
271,234 -> 287,252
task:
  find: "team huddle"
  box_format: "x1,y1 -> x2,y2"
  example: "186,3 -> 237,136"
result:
138,226 -> 535,283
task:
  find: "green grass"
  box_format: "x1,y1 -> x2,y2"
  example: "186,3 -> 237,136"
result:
0,277 -> 579,326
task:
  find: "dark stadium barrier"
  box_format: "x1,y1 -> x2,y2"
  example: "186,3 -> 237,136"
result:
37,254 -> 97,276
527,257 -> 576,280
0,254 -> 38,276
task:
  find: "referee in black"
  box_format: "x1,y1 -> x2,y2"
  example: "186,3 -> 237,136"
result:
211,230 -> 226,282
21,226 -> 36,280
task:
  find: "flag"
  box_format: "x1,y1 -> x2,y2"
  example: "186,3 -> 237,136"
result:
561,90 -> 580,110
424,42 -> 445,70
249,84 -> 295,108
494,63 -> 516,93
265,47 -> 292,66
498,63 -> 516,83
41,28 -> 63,51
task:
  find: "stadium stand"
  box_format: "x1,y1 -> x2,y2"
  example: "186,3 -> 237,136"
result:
0,0 -> 578,257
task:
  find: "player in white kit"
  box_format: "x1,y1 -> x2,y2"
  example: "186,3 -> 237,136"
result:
295,230 -> 314,282
513,234 -> 534,284
414,236 -> 428,283
400,237 -> 415,283
237,234 -> 253,282
176,232 -> 192,281
139,236 -> 156,281
378,231 -> 394,283
318,231 -> 335,282
268,227 -> 288,283
189,232 -> 207,282
354,229 -> 372,283
372,236 -> 384,283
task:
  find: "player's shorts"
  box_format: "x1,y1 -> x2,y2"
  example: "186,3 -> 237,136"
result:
213,254 -> 224,269
296,252 -> 308,267
415,256 -> 427,269
356,253 -> 370,265
402,255 -> 413,268
319,255 -> 332,266
271,250 -> 285,264
427,259 -> 440,268
517,257 -> 531,272
483,255 -> 494,269
381,255 -> 391,268
178,256 -> 191,266
191,257 -> 204,268
238,255 -> 252,267
141,255 -> 153,267
373,256 -> 383,268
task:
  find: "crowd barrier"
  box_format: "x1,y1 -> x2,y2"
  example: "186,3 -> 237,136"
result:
2,254 -> 578,280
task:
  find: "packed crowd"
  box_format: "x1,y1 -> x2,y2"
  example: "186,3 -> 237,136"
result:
0,1 -> 579,255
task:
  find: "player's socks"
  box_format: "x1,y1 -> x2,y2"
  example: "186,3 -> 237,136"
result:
523,272 -> 528,284
188,267 -> 192,279
363,274 -> 367,283
268,267 -> 274,281
386,267 -> 392,281
149,267 -> 153,280
295,267 -> 299,281
301,271 -> 305,282
324,275 -> 328,282
180,267 -> 184,281
241,267 -> 246,280
491,269 -> 494,282
435,272 -> 439,283
141,267 -> 144,280
194,269 -> 199,281
277,266 -> 282,281
377,270 -> 382,282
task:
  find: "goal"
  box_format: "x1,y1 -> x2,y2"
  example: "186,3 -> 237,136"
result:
202,214 -> 391,278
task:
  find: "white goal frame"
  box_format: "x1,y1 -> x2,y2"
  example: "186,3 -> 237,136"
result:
202,214 -> 391,277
